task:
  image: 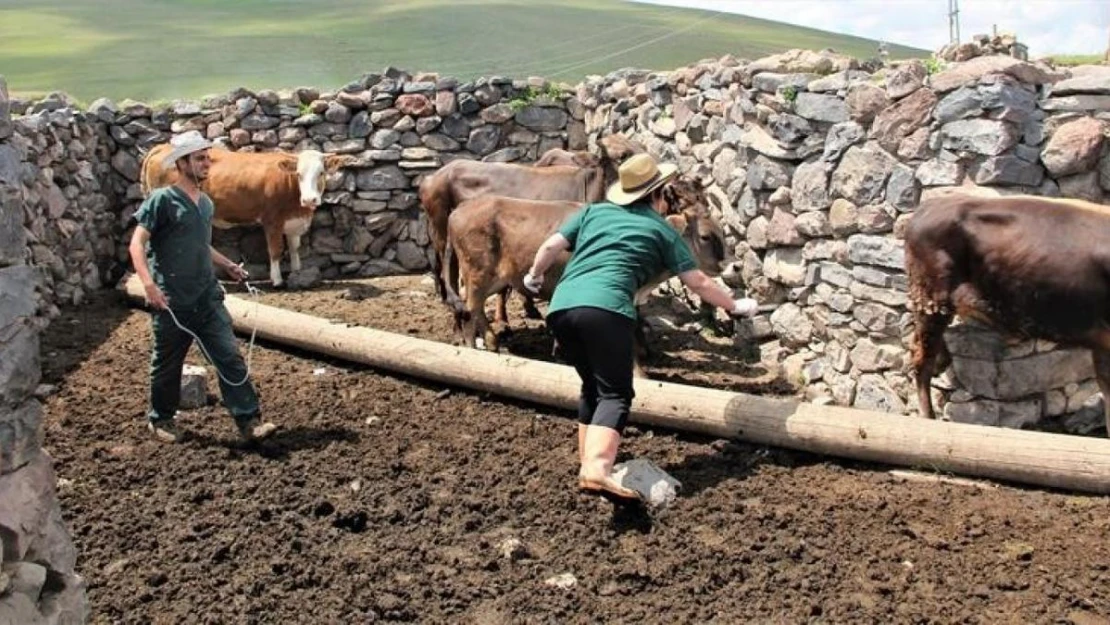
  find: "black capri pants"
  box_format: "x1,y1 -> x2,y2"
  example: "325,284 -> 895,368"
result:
547,306 -> 636,432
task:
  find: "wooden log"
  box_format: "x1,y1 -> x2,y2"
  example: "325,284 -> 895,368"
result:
123,276 -> 1110,494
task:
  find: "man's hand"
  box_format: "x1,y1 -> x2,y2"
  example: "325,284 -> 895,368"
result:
225,262 -> 249,282
143,282 -> 169,310
522,271 -> 543,294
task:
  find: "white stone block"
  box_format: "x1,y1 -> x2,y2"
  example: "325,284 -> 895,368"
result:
179,365 -> 207,410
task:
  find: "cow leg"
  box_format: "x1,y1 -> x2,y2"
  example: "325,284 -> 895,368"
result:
283,217 -> 311,274
494,287 -> 512,336
911,310 -> 953,420
264,224 -> 286,287
1092,348 -> 1110,436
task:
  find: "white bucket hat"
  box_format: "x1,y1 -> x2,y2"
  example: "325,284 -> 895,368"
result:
606,153 -> 678,205
162,130 -> 212,170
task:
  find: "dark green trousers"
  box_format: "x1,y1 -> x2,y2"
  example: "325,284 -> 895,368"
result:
147,290 -> 259,424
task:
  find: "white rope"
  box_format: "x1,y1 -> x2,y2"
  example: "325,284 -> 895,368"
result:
163,274 -> 261,387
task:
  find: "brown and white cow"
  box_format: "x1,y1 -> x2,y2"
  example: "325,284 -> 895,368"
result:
442,194 -> 733,362
140,144 -> 354,287
905,193 -> 1110,432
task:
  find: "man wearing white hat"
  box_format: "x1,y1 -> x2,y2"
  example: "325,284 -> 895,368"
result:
524,153 -> 758,504
128,130 -> 277,443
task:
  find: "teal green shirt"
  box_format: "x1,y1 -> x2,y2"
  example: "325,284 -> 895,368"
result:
548,201 -> 698,320
133,186 -> 217,309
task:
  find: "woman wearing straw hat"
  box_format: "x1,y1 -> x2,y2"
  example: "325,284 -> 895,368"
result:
129,130 -> 278,444
523,153 -> 758,503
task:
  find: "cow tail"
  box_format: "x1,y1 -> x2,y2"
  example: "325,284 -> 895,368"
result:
441,232 -> 469,329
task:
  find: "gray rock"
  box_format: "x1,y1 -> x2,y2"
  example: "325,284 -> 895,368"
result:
747,155 -> 793,191
916,158 -> 964,186
973,155 -> 1045,187
848,234 -> 904,269
934,86 -> 983,123
939,119 -> 1018,156
179,364 -> 207,410
349,111 -> 372,139
422,133 -> 460,151
771,113 -> 811,146
831,143 -> 897,205
286,266 -> 323,290
1039,95 -> 1110,112
793,92 -> 849,123
466,125 -> 501,156
514,106 -> 567,132
850,338 -> 903,372
794,211 -> 831,237
1050,66 -> 1110,96
790,161 -> 829,212
853,374 -> 906,414
828,199 -> 859,237
395,240 -> 429,270
770,303 -> 813,348
763,247 -> 807,287
355,165 -> 409,191
823,121 -> 866,162
979,81 -> 1037,123
751,72 -> 815,93
1057,171 -> 1104,203
885,164 -> 918,212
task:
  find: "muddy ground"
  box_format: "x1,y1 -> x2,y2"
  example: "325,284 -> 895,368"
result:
41,275 -> 1110,624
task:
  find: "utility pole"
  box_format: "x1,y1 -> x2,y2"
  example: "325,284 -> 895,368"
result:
948,0 -> 961,44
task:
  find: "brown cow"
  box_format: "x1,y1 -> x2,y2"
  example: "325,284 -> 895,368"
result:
442,194 -> 732,361
140,144 -> 354,287
418,134 -> 644,307
905,194 -> 1110,432
533,148 -> 599,168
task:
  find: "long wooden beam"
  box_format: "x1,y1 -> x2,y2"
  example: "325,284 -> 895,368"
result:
123,276 -> 1110,494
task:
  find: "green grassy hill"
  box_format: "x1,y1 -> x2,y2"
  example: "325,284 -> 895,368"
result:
0,0 -> 929,102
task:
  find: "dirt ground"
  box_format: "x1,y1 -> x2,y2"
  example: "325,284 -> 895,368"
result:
40,275 -> 1110,624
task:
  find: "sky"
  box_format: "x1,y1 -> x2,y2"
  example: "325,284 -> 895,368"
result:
626,0 -> 1108,56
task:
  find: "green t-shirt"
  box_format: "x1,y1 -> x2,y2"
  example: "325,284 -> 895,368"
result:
133,186 -> 217,309
548,201 -> 697,320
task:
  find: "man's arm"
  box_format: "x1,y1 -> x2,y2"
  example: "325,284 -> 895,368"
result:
129,226 -> 168,310
210,247 -> 247,281
524,233 -> 571,292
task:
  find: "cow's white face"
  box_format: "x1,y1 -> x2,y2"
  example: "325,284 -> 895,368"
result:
296,150 -> 328,209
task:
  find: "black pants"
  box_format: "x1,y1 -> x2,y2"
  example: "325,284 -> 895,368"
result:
548,306 -> 636,432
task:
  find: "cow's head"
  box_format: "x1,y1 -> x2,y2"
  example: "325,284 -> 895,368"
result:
278,150 -> 357,209
662,177 -> 734,277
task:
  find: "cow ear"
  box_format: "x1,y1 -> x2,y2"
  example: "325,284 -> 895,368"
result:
325,154 -> 357,171
665,214 -> 689,233
277,159 -> 298,175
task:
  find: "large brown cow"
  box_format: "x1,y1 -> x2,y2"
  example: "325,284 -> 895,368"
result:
905,193 -> 1110,432
442,194 -> 733,362
140,144 -> 354,287
418,134 -> 643,307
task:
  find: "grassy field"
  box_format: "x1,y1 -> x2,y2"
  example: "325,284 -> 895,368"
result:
0,0 -> 930,103
1042,54 -> 1107,67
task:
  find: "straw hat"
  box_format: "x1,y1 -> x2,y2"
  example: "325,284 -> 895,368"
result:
605,153 -> 678,206
162,130 -> 212,170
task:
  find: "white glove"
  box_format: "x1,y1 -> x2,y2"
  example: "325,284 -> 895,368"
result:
522,272 -> 543,294
730,298 -> 759,318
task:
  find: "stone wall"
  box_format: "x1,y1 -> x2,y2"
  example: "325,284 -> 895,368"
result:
0,75 -> 88,624
575,50 -> 1110,433
11,68 -> 587,290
